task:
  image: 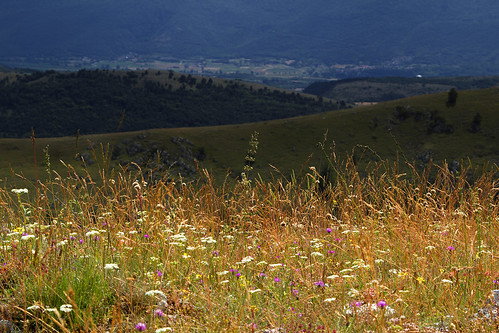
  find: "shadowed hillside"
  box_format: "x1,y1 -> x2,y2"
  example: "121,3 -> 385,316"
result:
1,87 -> 497,187
0,69 -> 341,138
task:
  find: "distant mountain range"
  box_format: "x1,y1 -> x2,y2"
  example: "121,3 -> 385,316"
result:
2,0 -> 499,76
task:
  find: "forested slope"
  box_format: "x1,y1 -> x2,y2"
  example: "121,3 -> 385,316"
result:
0,69 -> 341,137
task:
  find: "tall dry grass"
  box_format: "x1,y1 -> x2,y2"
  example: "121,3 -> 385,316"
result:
0,156 -> 498,332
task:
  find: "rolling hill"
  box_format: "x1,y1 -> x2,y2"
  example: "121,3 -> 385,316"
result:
0,69 -> 341,138
304,76 -> 499,103
1,87 -> 498,188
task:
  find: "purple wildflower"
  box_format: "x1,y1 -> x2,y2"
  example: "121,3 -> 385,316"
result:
274,277 -> 280,283
154,309 -> 164,317
314,280 -> 325,287
447,246 -> 455,251
135,322 -> 146,331
326,227 -> 332,233
377,300 -> 387,308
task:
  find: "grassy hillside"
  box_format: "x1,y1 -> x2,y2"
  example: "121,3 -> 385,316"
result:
1,87 -> 498,189
1,138 -> 497,331
304,76 -> 499,103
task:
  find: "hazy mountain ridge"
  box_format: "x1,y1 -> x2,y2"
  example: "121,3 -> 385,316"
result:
2,0 -> 499,75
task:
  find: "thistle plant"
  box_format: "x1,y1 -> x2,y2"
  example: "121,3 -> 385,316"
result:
241,131 -> 259,186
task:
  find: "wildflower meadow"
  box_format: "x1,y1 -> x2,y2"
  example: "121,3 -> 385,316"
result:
0,153 -> 498,332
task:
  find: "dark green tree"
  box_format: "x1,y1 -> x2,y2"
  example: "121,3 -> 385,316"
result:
446,88 -> 458,107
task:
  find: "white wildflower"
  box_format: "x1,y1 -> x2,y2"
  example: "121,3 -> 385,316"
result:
171,233 -> 187,243
200,236 -> 217,244
145,290 -> 166,298
324,297 -> 336,303
60,304 -> 73,313
85,230 -> 100,237
239,256 -> 254,264
11,188 -> 28,194
21,234 -> 35,241
348,288 -> 360,297
27,305 -> 41,311
104,263 -> 119,270
249,289 -> 262,294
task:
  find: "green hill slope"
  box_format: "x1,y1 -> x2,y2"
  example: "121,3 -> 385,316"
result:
1,87 -> 498,188
304,76 -> 499,103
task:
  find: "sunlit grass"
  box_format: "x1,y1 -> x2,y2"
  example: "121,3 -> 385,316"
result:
0,157 -> 498,332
